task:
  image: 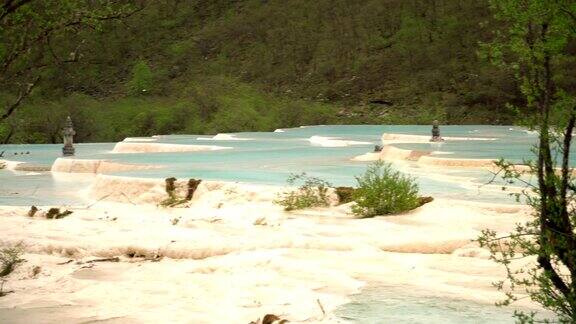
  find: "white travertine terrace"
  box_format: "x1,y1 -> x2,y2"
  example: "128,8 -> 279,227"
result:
51,158 -> 160,174
417,156 -> 497,168
381,133 -> 433,144
88,175 -> 340,206
352,146 -> 502,169
197,134 -> 252,141
0,159 -> 23,171
308,135 -> 371,147
122,137 -> 157,142
111,142 -> 231,153
0,185 -> 540,322
352,133 -> 500,168
351,152 -> 382,162
352,146 -> 430,162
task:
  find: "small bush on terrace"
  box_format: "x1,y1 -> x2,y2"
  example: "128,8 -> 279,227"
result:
352,161 -> 420,218
0,245 -> 24,277
275,173 -> 332,211
160,177 -> 202,207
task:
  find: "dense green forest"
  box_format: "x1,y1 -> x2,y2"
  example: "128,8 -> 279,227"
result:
0,0 -> 535,143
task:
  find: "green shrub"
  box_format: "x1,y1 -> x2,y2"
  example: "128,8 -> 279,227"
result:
275,173 -> 332,211
0,245 -> 24,277
127,60 -> 154,96
352,161 -> 420,218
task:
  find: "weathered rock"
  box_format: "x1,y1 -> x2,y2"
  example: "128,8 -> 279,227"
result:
186,178 -> 202,200
45,208 -> 73,219
263,314 -> 288,324
165,177 -> 177,196
417,196 -> 434,207
45,208 -> 59,219
27,206 -> 38,217
249,314 -> 289,324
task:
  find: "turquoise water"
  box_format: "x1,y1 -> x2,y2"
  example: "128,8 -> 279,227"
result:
0,125 -> 560,322
336,284 -> 553,323
0,171 -> 93,205
0,125 -> 564,206
1,142 -> 114,165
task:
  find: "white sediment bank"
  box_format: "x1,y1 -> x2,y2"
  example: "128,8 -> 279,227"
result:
352,133 -> 500,167
351,152 -> 382,162
51,158 -> 160,174
417,156 -> 497,168
308,136 -> 371,147
197,133 -> 252,141
352,146 -> 430,162
0,159 -> 24,171
0,159 -> 51,172
351,146 -> 564,184
0,188 -> 539,323
87,174 -> 339,206
111,142 -> 231,153
352,146 -> 504,169
122,137 -> 157,142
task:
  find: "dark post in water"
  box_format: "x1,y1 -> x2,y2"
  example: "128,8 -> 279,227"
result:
430,120 -> 443,142
62,116 -> 76,156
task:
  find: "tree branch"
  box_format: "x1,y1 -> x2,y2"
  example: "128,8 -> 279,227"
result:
0,76 -> 39,122
0,0 -> 34,23
1,3 -> 145,77
538,254 -> 570,297
560,111 -> 575,210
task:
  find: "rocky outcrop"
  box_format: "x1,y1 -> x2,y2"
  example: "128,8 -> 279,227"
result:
417,196 -> 434,207
186,179 -> 202,200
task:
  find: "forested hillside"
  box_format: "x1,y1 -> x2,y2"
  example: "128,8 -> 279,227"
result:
1,0 -> 527,143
